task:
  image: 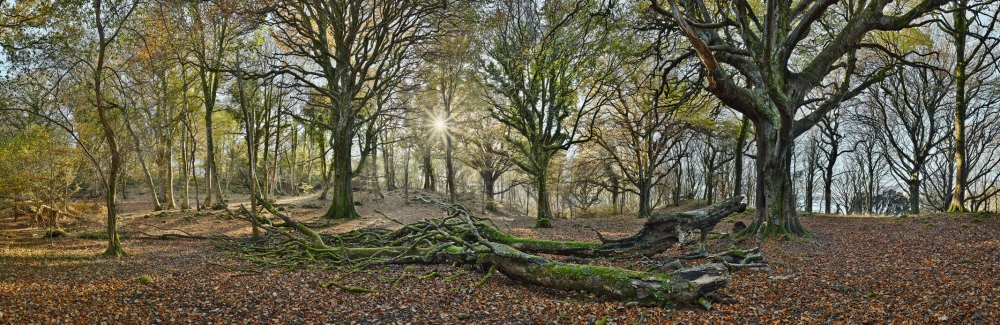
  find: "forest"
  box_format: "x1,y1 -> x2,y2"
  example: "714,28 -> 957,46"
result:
1,0 -> 998,323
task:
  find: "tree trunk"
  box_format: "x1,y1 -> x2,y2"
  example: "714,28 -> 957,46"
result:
125,118 -> 162,211
949,0 -> 969,213
908,176 -> 920,214
422,146 -> 435,190
638,179 -> 654,218
204,107 -> 220,209
321,130 -> 360,219
446,135 -> 456,203
733,116 -> 749,197
161,73 -> 176,210
484,246 -> 730,307
535,166 -> 553,228
181,117 -> 190,209
136,150 -> 162,211
319,139 -> 331,200
383,139 -> 397,191
163,124 -> 177,209
235,61 -> 261,240
254,193 -> 734,308
482,172 -> 498,212
748,120 -> 806,240
804,138 -> 817,213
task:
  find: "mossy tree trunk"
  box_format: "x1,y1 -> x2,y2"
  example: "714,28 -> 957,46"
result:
322,126 -> 360,220
482,244 -> 730,307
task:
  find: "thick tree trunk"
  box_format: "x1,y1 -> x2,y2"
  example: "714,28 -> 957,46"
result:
908,176 -> 920,214
446,135 -> 456,203
482,172 -> 499,212
484,245 -> 730,307
638,179 -> 654,218
748,120 -> 806,240
422,146 -> 435,190
534,168 -> 553,228
321,130 -> 360,219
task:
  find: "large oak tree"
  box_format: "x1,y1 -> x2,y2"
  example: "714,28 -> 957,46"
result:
651,0 -> 951,238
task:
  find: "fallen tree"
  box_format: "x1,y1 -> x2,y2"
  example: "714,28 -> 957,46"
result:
222,192 -> 753,308
467,196 -> 748,258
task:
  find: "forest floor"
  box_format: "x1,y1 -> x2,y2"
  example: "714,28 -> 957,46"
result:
1,190 -> 999,324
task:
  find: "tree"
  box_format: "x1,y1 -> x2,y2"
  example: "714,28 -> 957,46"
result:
269,0 -> 444,219
92,0 -> 140,257
479,0 -> 616,227
593,15 -> 705,218
651,0 -> 950,239
179,0 -> 247,210
816,110 -> 851,214
859,59 -> 952,214
800,134 -> 820,213
936,0 -> 1000,211
422,4 -> 479,203
456,116 -> 514,213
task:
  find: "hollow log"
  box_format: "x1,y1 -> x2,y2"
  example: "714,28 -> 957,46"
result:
485,196 -> 746,258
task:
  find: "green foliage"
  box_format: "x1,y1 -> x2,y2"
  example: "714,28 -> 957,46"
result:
0,124 -> 84,203
139,275 -> 154,285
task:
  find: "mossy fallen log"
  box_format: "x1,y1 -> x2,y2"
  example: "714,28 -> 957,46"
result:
481,242 -> 730,306
483,196 -> 746,258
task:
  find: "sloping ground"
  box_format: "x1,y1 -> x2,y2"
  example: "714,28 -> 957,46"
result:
0,194 -> 998,324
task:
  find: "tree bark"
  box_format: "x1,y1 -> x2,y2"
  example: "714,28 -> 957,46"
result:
748,120 -> 806,239
949,0 -> 969,213
534,163 -> 553,228
733,116 -> 749,198
421,145 -> 435,190
637,180 -> 654,218
321,129 -> 360,219
446,134 -> 456,203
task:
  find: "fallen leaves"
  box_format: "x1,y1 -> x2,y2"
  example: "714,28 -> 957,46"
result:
1,202 -> 998,324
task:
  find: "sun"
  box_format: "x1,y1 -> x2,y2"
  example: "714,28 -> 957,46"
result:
433,118 -> 448,132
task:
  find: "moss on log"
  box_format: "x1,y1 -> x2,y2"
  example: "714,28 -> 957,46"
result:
482,243 -> 730,306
